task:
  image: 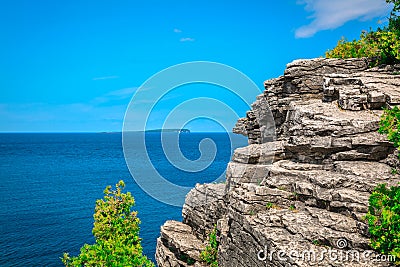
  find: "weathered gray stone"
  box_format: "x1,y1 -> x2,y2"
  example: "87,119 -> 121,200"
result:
182,183 -> 226,239
367,89 -> 386,109
156,220 -> 206,267
338,88 -> 368,110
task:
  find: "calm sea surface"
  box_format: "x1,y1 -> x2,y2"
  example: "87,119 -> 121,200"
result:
0,132 -> 247,266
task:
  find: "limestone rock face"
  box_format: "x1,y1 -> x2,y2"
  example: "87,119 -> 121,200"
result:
182,183 -> 226,239
156,220 -> 207,267
155,58 -> 400,267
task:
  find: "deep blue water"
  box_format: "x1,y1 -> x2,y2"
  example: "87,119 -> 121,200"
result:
0,132 -> 247,266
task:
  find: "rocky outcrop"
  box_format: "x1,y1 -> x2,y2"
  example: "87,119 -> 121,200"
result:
182,184 -> 226,240
156,58 -> 400,267
156,220 -> 206,267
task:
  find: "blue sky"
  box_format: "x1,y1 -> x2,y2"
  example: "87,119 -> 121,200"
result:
0,0 -> 393,132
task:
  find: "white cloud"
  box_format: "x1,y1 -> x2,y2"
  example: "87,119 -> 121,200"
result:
180,37 -> 195,42
174,28 -> 196,42
92,87 -> 138,105
106,87 -> 137,97
92,75 -> 119,80
295,0 -> 392,38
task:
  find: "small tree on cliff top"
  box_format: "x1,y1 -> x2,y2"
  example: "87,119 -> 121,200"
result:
387,0 -> 400,14
62,180 -> 154,267
387,0 -> 400,34
326,0 -> 400,65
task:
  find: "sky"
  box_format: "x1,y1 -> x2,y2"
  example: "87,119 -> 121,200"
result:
0,0 -> 393,132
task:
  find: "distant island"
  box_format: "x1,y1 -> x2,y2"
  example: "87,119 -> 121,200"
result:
145,129 -> 190,133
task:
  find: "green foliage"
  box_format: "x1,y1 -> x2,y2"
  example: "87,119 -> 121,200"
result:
266,202 -> 274,209
325,31 -> 400,66
379,106 -> 400,154
365,184 -> 400,263
369,103 -> 400,262
326,1 -> 400,66
388,15 -> 400,35
200,226 -> 219,267
372,31 -> 400,64
62,180 -> 154,267
387,0 -> 400,17
325,34 -> 373,59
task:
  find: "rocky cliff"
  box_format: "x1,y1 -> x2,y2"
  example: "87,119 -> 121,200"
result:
155,58 -> 400,267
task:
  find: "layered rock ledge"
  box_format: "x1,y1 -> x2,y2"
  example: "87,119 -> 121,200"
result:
155,58 -> 400,267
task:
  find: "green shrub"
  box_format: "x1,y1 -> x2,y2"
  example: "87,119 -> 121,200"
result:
365,184 -> 400,263
379,106 -> 400,153
388,15 -> 400,36
325,31 -> 400,66
326,0 -> 400,66
200,226 -> 219,267
388,0 -> 400,24
371,31 -> 400,64
61,180 -> 154,267
364,101 -> 400,263
325,33 -> 374,59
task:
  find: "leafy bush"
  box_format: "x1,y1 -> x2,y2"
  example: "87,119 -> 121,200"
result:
62,180 -> 154,267
379,106 -> 400,153
325,31 -> 400,66
365,103 -> 400,263
372,31 -> 400,64
388,0 -> 400,20
326,0 -> 400,66
200,226 -> 219,267
325,33 -> 375,59
365,184 -> 400,263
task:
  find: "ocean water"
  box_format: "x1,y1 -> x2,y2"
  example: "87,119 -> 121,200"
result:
0,132 -> 247,266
